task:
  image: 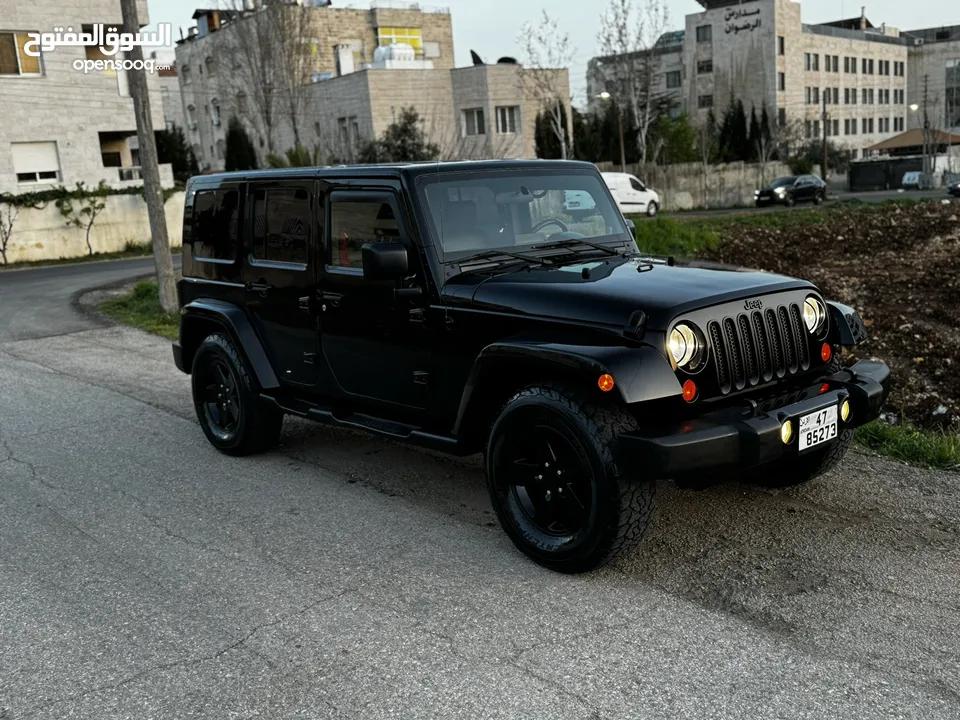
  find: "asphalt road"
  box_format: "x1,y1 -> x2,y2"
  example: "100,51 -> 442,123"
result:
0,260 -> 958,719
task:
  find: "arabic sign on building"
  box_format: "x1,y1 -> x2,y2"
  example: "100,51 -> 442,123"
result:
724,7 -> 761,35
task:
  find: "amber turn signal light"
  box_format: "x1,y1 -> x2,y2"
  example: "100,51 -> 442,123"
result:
819,383 -> 830,395
598,374 -> 615,392
682,379 -> 698,402
821,343 -> 832,362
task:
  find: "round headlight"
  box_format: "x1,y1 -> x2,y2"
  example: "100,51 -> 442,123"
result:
668,323 -> 704,369
803,296 -> 826,334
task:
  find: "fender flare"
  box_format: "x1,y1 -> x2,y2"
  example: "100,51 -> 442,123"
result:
452,339 -> 682,436
827,301 -> 868,347
179,299 -> 280,389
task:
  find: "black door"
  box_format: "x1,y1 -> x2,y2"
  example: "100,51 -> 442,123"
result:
243,179 -> 320,388
794,177 -> 814,202
318,189 -> 434,411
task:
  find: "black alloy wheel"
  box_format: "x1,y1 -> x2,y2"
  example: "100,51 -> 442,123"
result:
200,359 -> 241,441
493,420 -> 594,539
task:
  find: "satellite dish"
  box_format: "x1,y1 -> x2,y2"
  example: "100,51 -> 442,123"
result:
470,49 -> 484,65
496,56 -> 517,64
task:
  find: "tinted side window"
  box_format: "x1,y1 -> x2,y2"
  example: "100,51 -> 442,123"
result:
629,178 -> 644,192
193,188 -> 239,261
251,187 -> 310,265
329,200 -> 400,269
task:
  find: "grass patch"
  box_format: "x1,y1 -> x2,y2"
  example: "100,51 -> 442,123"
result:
99,281 -> 179,340
856,421 -> 960,471
1,242 -> 179,271
630,217 -> 721,257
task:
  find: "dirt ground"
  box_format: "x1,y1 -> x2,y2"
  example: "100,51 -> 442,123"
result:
699,200 -> 960,432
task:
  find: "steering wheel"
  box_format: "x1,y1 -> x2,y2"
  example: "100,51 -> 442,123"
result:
532,218 -> 568,234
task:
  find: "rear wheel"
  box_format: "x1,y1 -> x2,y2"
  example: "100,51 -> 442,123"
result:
191,333 -> 283,456
486,384 -> 655,573
813,193 -> 823,205
785,194 -> 796,207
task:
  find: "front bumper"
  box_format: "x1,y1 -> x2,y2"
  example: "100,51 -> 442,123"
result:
616,360 -> 890,480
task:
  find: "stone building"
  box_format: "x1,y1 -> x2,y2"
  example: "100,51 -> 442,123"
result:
903,25 -> 960,131
587,0 -> 921,159
0,0 -> 173,193
156,62 -> 186,131
174,2 -> 456,171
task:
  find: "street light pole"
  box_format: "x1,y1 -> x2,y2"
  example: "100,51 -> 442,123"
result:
597,91 -> 626,172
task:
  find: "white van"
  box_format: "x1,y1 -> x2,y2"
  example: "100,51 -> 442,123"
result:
600,172 -> 660,217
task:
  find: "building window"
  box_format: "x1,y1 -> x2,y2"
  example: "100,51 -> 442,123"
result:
813,87 -> 820,104
844,88 -> 850,104
697,59 -> 713,74
462,107 -> 485,136
813,54 -> 819,71
181,66 -> 191,85
211,99 -> 221,127
778,72 -> 785,91
844,119 -> 850,135
495,105 -> 519,134
666,70 -> 681,88
377,27 -> 423,54
330,199 -> 399,270
205,55 -> 217,76
0,31 -> 42,75
805,120 -> 812,139
778,108 -> 786,127
696,25 -> 712,43
805,87 -> 811,104
11,141 -> 61,183
833,119 -> 839,136
832,55 -> 839,72
250,186 -> 311,265
778,36 -> 785,55
805,53 -> 811,71
813,120 -> 820,137
697,94 -> 714,109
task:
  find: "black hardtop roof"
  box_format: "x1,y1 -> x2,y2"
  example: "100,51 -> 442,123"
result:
188,159 -> 599,185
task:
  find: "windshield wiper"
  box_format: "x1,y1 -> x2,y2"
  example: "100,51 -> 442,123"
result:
529,238 -> 621,257
456,249 -> 548,267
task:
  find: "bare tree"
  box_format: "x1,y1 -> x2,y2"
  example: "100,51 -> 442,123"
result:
517,11 -> 575,159
696,117 -> 716,208
0,202 -> 18,266
597,0 -> 670,166
269,2 -> 316,149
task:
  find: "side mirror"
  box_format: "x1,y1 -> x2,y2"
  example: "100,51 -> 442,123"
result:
361,242 -> 408,279
624,218 -> 636,235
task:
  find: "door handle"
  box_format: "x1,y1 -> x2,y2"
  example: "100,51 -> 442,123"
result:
246,280 -> 273,294
319,291 -> 343,310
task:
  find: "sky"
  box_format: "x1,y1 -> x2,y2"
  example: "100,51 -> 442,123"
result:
144,0 -> 953,105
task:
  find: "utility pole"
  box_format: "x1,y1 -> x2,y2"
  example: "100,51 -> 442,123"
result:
822,88 -> 829,197
921,74 -> 931,180
120,0 -> 178,314
617,102 -> 626,172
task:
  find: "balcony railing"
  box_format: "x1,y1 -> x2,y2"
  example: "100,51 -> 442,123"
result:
118,166 -> 143,181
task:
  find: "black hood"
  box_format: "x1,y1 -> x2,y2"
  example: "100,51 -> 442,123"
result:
445,256 -> 813,330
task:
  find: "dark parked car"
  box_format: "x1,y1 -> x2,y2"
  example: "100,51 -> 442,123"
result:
756,175 -> 827,207
173,160 -> 889,573
946,180 -> 960,197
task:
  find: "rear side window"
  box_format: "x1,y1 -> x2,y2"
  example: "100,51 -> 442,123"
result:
629,178 -> 644,192
193,188 -> 239,261
329,199 -> 400,269
251,186 -> 311,265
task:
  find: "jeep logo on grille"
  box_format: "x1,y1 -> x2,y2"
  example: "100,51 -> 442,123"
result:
743,298 -> 763,311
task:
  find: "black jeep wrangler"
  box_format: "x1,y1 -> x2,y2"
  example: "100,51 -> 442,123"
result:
173,160 -> 889,573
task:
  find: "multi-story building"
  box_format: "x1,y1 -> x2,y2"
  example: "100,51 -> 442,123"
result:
0,0 -> 172,193
588,0 -> 917,159
156,62 -> 186,131
903,25 -> 960,131
175,2 -> 456,170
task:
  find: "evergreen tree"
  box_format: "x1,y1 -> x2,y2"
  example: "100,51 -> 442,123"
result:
224,117 -> 259,171
155,124 -> 198,182
359,107 -> 439,163
748,106 -> 762,162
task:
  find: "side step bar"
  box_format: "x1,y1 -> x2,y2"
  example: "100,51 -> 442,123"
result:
262,395 -> 471,456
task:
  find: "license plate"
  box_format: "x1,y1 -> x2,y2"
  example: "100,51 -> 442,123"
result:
798,405 -> 838,452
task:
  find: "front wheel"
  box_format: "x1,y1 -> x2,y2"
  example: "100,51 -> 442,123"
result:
191,333 -> 283,456
486,384 -> 655,573
785,194 -> 796,207
813,193 -> 824,205
646,201 -> 659,217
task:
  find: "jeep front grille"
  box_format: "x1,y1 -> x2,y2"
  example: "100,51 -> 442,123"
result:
707,302 -> 810,394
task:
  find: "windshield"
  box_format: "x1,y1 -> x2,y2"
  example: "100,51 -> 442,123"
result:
415,168 -> 631,260
770,177 -> 796,188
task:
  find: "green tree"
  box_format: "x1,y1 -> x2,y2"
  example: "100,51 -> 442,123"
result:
748,106 -> 762,162
649,114 -> 698,165
155,124 -> 198,183
358,107 -> 440,163
224,117 -> 259,171
718,98 -> 751,162
266,144 -> 321,168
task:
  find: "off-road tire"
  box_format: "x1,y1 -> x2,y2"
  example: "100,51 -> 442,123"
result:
486,383 -> 655,573
191,333 -> 283,456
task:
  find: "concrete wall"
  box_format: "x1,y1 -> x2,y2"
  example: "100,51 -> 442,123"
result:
0,0 -> 167,193
597,159 -> 794,210
2,191 -> 184,264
